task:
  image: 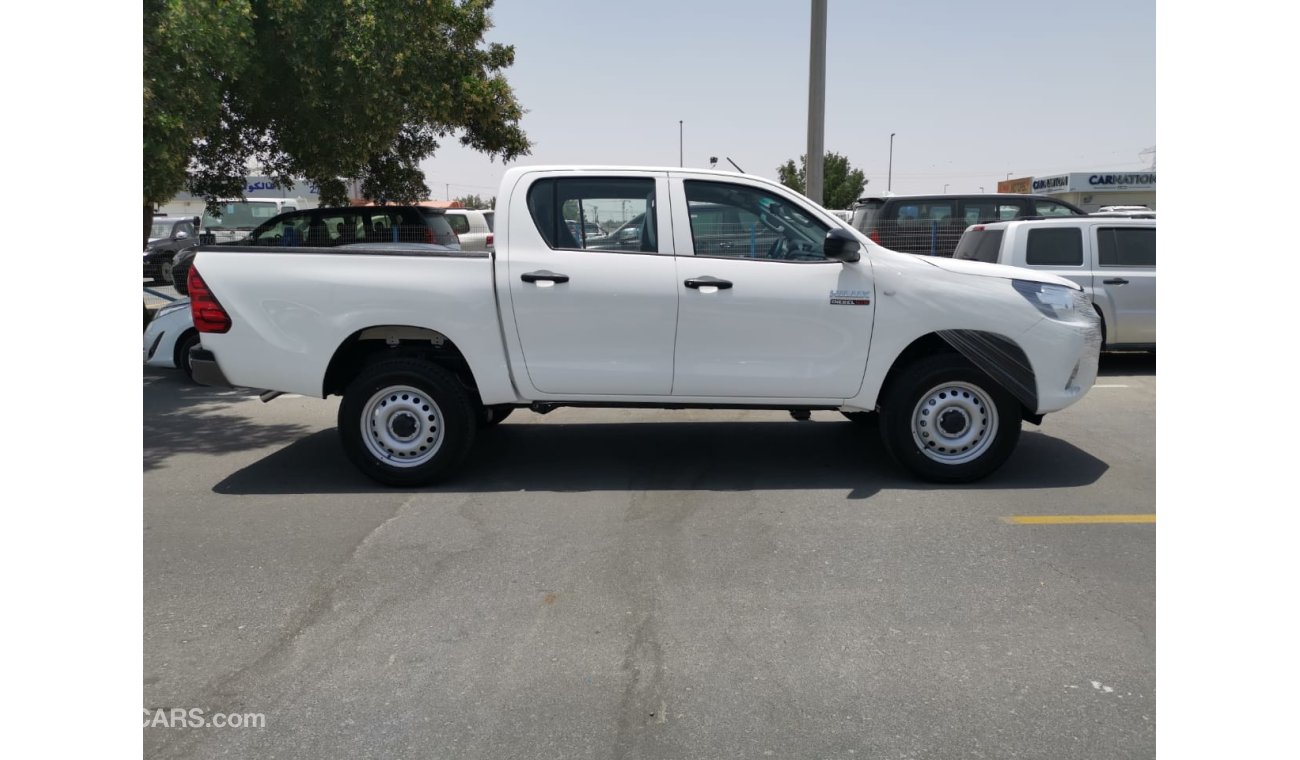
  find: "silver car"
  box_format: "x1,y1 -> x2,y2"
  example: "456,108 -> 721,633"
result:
953,217 -> 1155,349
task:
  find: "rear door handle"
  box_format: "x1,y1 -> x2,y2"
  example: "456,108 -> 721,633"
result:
521,270 -> 570,284
1103,278 -> 1129,285
685,276 -> 733,290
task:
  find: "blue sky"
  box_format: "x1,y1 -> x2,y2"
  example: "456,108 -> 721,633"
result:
421,0 -> 1155,202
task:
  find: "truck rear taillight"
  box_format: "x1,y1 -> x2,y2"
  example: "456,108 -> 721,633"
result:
868,229 -> 881,243
970,225 -> 985,232
486,233 -> 493,248
188,266 -> 231,334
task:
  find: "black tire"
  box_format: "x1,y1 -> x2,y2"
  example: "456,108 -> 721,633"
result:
174,331 -> 200,382
480,405 -> 514,427
172,253 -> 195,297
337,358 -> 477,486
841,411 -> 876,424
878,354 -> 1021,483
160,258 -> 175,285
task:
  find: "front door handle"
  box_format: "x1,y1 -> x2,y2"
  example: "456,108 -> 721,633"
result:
521,270 -> 570,284
685,276 -> 733,290
1103,278 -> 1130,285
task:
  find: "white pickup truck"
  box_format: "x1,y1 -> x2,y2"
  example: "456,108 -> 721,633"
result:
188,166 -> 1101,485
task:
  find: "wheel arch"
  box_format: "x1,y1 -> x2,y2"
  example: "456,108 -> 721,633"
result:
323,326 -> 480,399
876,330 -> 1039,420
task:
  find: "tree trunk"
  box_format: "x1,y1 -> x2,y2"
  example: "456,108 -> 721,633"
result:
143,203 -> 153,251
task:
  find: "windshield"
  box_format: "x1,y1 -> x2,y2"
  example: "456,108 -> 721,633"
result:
202,202 -> 289,230
149,221 -> 173,238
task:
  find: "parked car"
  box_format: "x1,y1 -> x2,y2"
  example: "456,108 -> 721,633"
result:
443,208 -> 495,251
953,216 -> 1155,349
186,165 -> 1101,486
1091,205 -> 1155,218
848,194 -> 1086,257
235,205 -> 461,249
144,216 -> 201,284
143,297 -> 199,381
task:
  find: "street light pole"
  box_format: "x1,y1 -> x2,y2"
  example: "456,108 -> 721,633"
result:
805,0 -> 827,205
888,132 -> 896,192
679,120 -> 683,168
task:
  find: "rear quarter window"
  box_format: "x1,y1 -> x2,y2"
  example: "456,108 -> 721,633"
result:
850,201 -> 883,232
446,214 -> 471,235
418,211 -> 459,246
953,228 -> 1005,263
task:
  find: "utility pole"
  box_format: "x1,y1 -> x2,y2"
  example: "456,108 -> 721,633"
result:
806,0 -> 827,204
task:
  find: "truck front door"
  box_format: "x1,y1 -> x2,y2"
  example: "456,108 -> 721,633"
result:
668,177 -> 875,399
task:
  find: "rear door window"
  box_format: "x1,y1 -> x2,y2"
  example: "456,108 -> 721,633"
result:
1097,227 -> 1156,267
892,201 -> 955,223
1033,199 -> 1079,217
482,211 -> 494,232
527,177 -> 658,252
1026,227 -> 1083,266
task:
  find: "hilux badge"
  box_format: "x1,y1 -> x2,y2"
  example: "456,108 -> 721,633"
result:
829,289 -> 871,306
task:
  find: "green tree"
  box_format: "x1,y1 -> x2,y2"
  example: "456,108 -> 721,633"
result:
144,0 -> 530,244
453,194 -> 495,209
776,152 -> 867,209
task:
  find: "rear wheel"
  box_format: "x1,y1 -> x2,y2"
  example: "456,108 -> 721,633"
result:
338,358 -> 476,486
878,354 -> 1021,483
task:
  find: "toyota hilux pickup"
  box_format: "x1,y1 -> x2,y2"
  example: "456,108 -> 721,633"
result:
187,166 -> 1101,486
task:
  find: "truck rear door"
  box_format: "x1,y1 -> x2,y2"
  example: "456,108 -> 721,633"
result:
505,172 -> 679,396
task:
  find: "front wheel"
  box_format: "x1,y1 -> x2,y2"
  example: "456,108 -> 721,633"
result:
878,354 -> 1021,483
174,331 -> 200,382
338,358 -> 477,486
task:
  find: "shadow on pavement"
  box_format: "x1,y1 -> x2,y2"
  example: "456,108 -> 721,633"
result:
214,419 -> 1108,499
1099,351 -> 1155,377
144,373 -> 311,472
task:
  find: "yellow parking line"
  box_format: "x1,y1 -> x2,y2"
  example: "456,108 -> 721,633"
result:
1005,514 -> 1155,525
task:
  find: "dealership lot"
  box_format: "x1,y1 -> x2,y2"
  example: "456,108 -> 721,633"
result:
144,354 -> 1154,759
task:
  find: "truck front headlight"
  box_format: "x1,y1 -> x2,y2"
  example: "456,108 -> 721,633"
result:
1012,280 -> 1078,320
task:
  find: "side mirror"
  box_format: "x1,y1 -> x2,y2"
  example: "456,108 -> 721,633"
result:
824,228 -> 861,263
175,230 -> 189,240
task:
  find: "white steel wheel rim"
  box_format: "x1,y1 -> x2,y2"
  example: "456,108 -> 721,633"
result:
361,385 -> 445,468
910,381 -> 999,465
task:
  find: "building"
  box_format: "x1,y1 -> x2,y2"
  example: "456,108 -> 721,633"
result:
998,171 -> 1155,212
158,176 -> 321,218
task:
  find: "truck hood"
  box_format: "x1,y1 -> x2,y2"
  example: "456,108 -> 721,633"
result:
919,256 -> 1080,290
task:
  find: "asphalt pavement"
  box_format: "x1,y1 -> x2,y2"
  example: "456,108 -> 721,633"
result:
144,354 -> 1156,759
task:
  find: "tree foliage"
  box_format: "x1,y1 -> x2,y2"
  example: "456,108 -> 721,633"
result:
144,0 -> 531,216
453,194 -> 494,210
776,152 -> 867,210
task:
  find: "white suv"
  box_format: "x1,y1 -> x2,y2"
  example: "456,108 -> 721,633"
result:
953,217 -> 1155,349
442,208 -> 495,252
